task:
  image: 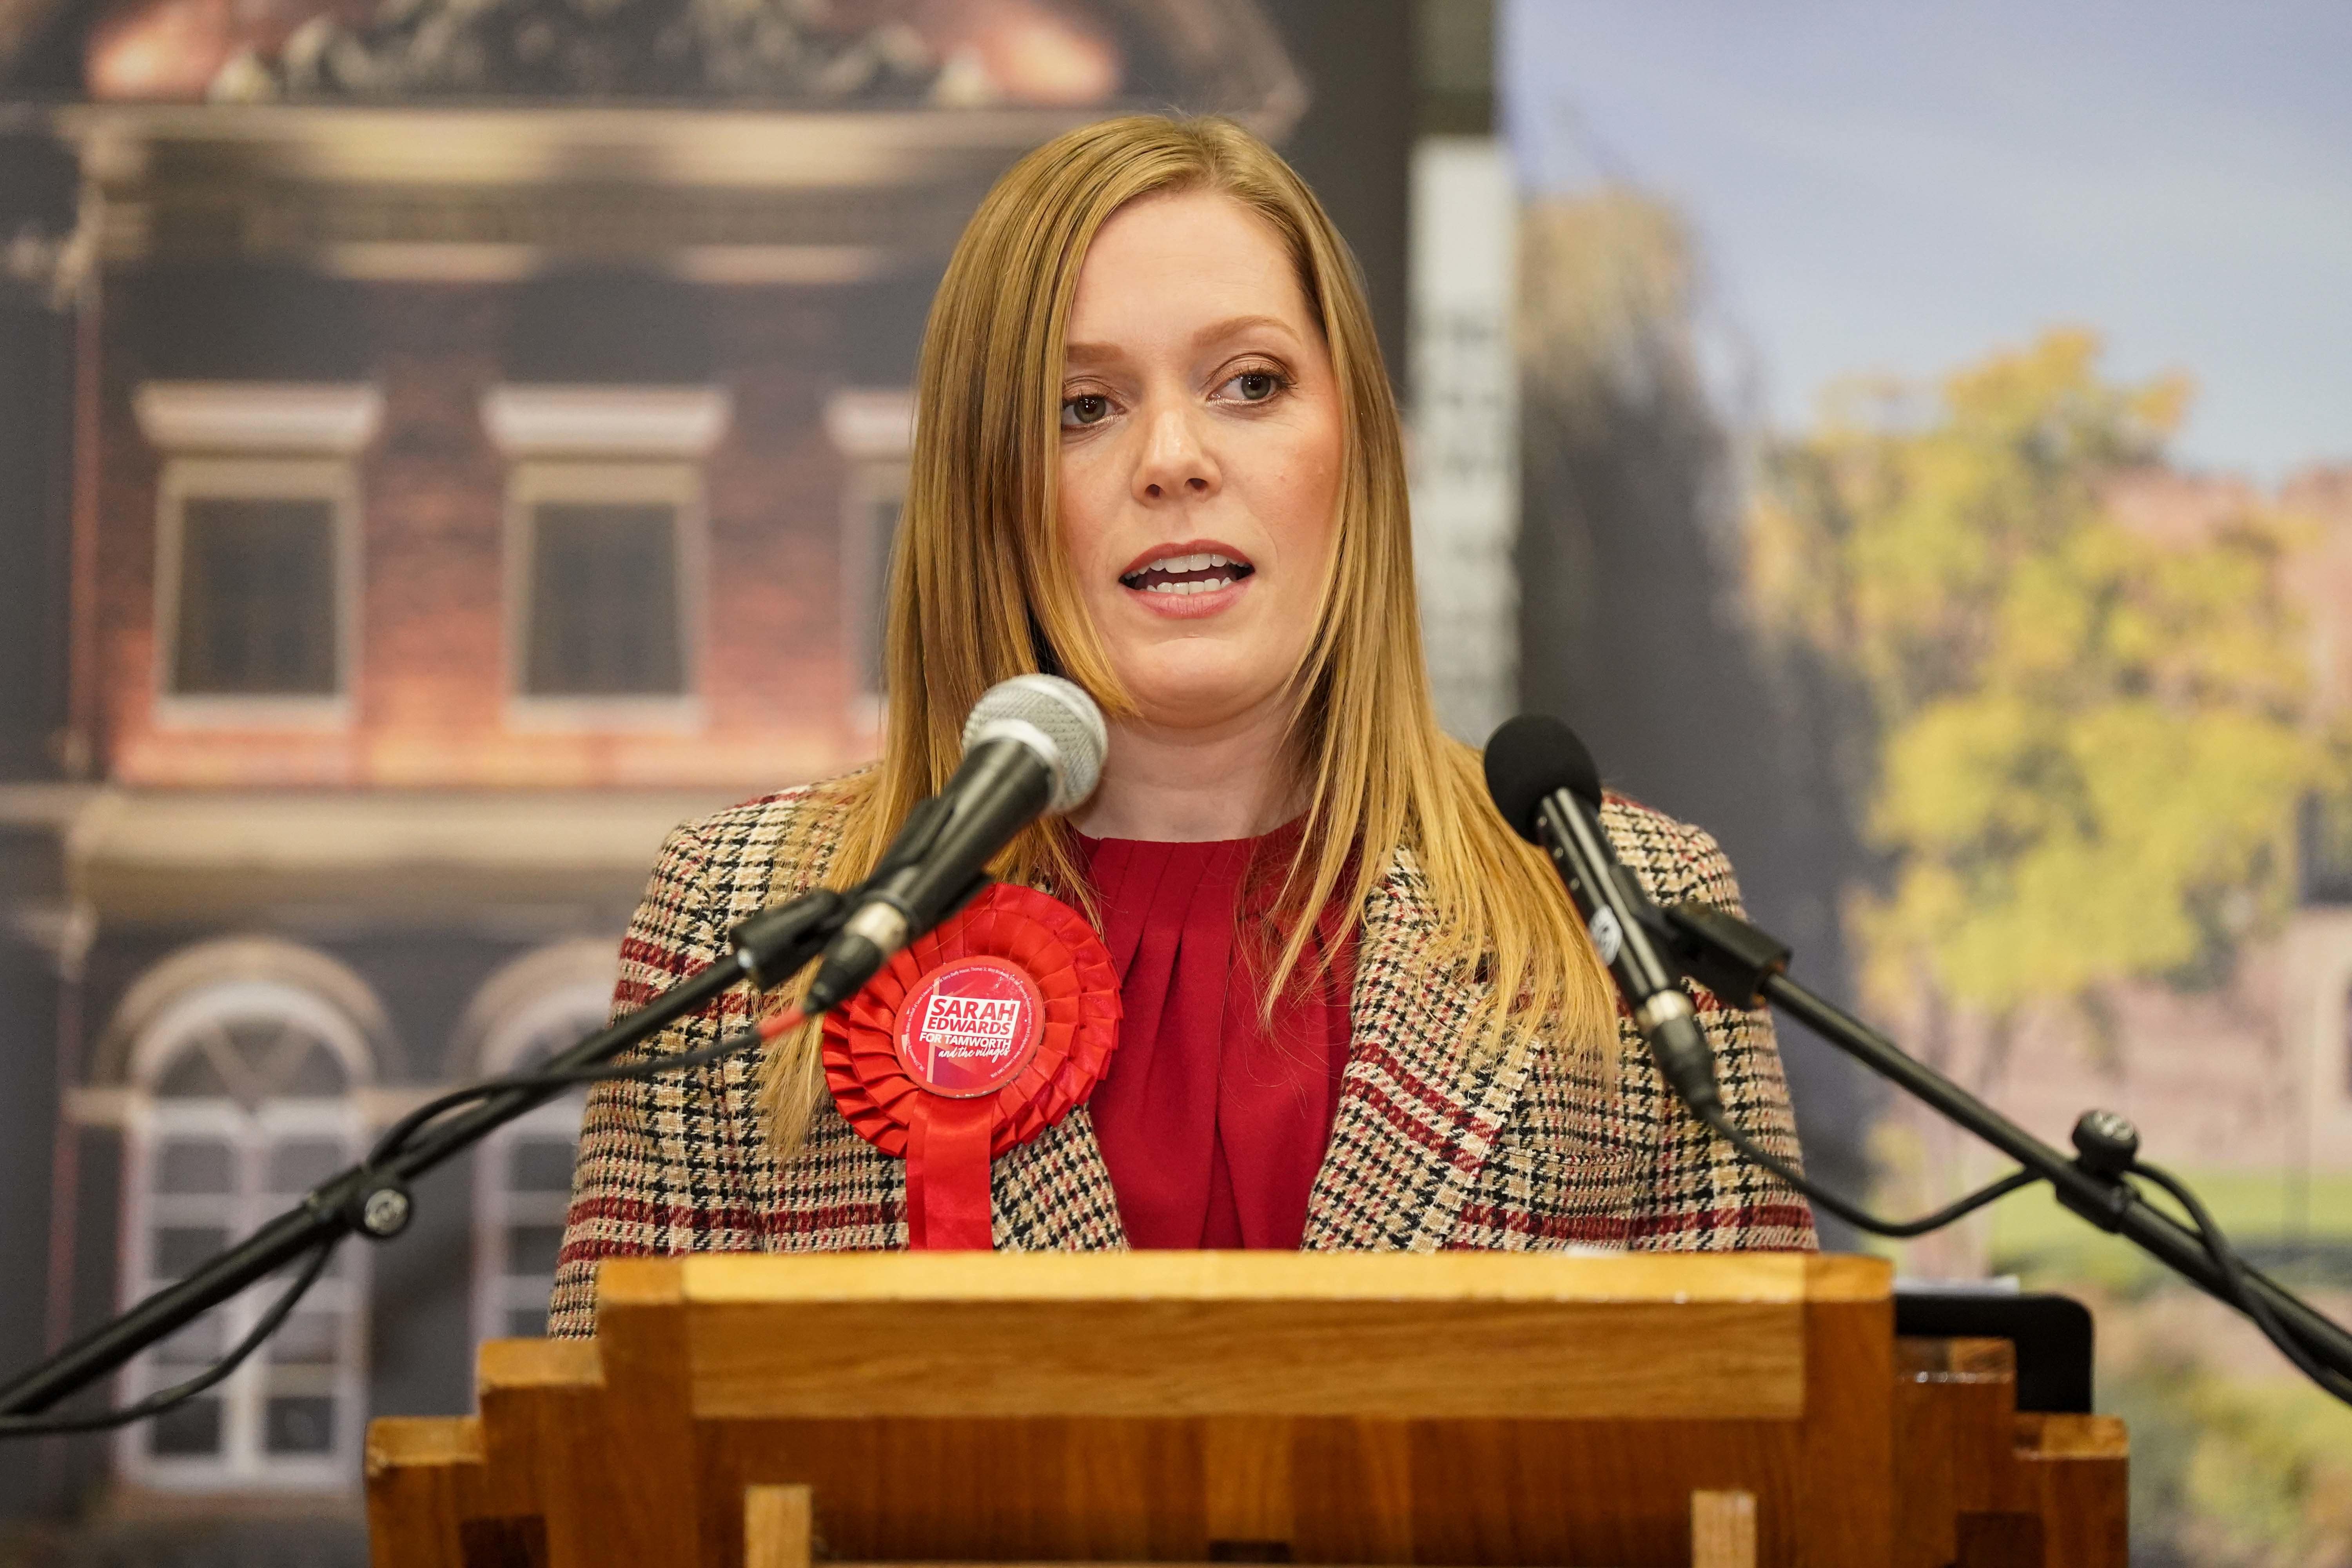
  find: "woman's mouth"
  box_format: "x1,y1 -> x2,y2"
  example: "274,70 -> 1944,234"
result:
1118,550 -> 1256,597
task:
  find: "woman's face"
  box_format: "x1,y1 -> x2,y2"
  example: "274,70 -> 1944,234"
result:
1056,187 -> 1343,732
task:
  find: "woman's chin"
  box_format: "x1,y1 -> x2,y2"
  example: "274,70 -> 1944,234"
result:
1112,654 -> 1298,734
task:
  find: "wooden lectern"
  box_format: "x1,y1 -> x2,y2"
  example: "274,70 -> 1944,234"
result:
365,1253 -> 2124,1568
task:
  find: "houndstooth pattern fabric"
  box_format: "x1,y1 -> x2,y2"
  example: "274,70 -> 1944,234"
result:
547,776 -> 1816,1337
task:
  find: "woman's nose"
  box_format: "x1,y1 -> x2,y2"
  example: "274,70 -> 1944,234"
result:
1132,402 -> 1218,502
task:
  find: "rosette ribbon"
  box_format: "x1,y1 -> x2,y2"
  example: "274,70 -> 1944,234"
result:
822,882 -> 1122,1249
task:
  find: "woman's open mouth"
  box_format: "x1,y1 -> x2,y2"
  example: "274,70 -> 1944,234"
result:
1118,547 -> 1256,603
1117,546 -> 1256,620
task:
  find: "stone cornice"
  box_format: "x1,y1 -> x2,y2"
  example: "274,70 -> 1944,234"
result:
134,380 -> 383,453
481,384 -> 732,457
57,103 -> 1071,271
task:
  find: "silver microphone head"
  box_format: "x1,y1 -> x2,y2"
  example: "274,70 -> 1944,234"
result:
962,674 -> 1108,814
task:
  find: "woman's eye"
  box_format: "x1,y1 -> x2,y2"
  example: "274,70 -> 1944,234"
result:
1061,394 -> 1112,428
1223,370 -> 1283,403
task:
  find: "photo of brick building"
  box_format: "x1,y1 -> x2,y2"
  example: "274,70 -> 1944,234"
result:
0,0 -> 1419,1552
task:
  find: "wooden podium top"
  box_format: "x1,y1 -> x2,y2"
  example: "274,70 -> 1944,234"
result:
606,1249 -> 1877,1305
590,1251 -> 1884,1423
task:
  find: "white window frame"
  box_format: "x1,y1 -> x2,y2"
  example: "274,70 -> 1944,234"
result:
825,388 -> 913,730
502,461 -> 707,730
116,980 -> 375,1495
468,977 -> 611,1345
138,383 -> 377,730
151,460 -> 362,729
482,385 -> 730,733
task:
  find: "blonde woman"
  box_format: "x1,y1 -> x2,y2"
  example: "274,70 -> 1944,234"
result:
549,116 -> 1812,1335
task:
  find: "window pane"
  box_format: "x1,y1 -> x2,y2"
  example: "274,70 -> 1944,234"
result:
174,497 -> 337,695
264,1395 -> 336,1455
506,1224 -> 565,1276
149,1397 -> 223,1457
154,1226 -> 230,1278
155,1312 -> 226,1367
267,1138 -> 345,1195
525,502 -> 682,696
269,1311 -> 340,1367
278,1040 -> 351,1098
155,1139 -> 234,1194
154,1049 -> 233,1100
508,1138 -> 577,1194
221,1018 -> 349,1100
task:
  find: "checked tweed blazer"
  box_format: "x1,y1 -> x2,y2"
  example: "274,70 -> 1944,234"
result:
548,775 -> 1815,1337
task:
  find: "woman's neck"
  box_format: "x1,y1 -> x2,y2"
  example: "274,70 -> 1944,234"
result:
1072,693 -> 1300,842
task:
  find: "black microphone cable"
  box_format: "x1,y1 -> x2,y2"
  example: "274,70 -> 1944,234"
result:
0,1242 -> 338,1438
1690,1105 -> 2039,1239
2124,1158 -> 2352,1403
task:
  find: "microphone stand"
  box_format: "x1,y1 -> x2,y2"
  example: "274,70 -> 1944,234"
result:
1656,901 -> 2352,1385
0,891 -> 846,1422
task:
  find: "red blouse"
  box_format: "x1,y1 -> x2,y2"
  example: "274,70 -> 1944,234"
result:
1075,826 -> 1355,1250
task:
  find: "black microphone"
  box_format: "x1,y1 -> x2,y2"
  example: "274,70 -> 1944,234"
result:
803,674 -> 1108,1015
1483,715 -> 1722,1119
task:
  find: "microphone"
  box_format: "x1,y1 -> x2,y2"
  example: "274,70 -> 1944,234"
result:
1482,715 -> 1722,1119
803,674 -> 1109,1015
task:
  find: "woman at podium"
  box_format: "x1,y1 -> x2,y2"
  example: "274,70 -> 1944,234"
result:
549,116 -> 1813,1336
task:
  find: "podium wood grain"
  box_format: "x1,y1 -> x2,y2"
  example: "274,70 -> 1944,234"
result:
364,1251 -> 2124,1568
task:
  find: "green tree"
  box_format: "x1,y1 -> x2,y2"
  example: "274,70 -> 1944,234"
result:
1750,329 -> 2318,1067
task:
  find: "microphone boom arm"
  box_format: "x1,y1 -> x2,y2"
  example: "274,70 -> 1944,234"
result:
0,888 -> 847,1424
1652,899 -> 2352,1390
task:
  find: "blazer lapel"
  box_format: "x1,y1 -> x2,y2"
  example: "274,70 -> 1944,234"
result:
989,870 -> 1130,1249
1301,850 -> 1540,1250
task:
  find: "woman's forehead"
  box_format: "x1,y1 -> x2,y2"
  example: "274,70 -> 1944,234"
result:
1066,190 -> 1317,354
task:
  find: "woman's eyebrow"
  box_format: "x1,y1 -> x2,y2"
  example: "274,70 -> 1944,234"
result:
1063,339 -> 1126,368
1064,314 -> 1305,370
1193,313 -> 1301,350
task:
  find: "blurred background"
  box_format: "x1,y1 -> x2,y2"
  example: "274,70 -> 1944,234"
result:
0,0 -> 2345,1562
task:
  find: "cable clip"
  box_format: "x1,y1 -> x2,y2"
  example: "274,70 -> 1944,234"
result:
343,1173 -> 415,1241
2070,1108 -> 2141,1176
2062,1109 -> 2142,1231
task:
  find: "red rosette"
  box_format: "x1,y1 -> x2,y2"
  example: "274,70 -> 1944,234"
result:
821,882 -> 1121,1248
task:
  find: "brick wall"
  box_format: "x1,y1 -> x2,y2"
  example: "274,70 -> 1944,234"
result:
95,275 -> 883,791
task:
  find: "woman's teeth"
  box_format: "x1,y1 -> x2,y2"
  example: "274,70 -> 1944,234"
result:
1121,552 -> 1254,594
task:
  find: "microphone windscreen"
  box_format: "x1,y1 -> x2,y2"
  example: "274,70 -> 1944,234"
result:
1483,714 -> 1603,842
964,674 -> 1110,813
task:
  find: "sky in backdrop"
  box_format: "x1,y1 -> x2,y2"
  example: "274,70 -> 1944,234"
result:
1500,0 -> 2352,483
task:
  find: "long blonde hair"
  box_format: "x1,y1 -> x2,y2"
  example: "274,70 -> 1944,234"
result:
762,114 -> 1615,1147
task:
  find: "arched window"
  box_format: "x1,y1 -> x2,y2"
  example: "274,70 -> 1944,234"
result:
119,978 -> 375,1492
462,944 -> 614,1343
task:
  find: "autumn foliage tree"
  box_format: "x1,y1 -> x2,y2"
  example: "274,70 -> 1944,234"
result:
1749,330 -> 2318,1091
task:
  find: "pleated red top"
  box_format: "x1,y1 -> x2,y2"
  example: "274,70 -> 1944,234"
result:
1075,824 -> 1355,1250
